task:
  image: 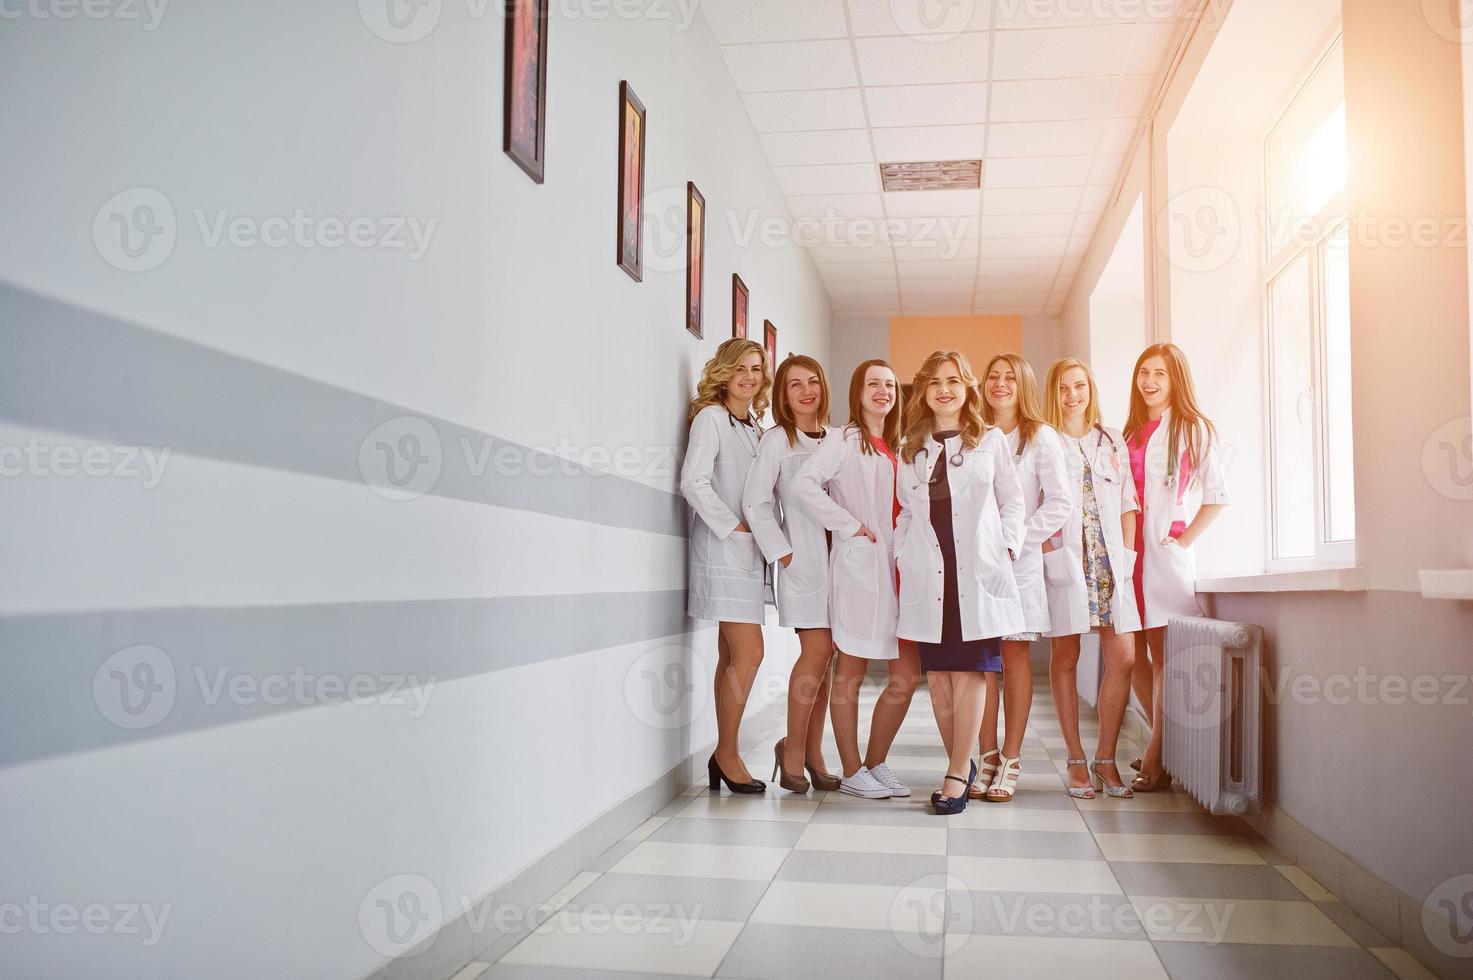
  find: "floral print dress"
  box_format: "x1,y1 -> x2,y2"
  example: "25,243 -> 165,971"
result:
1078,443 -> 1115,628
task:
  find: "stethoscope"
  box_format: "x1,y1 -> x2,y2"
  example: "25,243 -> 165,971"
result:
1078,424 -> 1121,484
726,409 -> 760,456
912,437 -> 965,485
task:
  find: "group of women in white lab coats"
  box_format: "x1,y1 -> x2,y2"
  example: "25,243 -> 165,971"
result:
679,337 -> 1227,812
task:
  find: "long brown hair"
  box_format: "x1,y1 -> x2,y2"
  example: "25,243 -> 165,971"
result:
771,354 -> 830,448
901,350 -> 987,463
1043,358 -> 1102,431
981,353 -> 1046,453
845,359 -> 901,456
688,337 -> 771,422
1123,343 -> 1217,482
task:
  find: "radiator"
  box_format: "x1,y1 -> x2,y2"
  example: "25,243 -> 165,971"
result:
1162,616 -> 1264,816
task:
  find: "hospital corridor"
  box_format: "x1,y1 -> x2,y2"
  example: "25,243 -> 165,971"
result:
1,0 -> 1471,978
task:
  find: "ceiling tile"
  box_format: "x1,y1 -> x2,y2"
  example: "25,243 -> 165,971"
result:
976,275 -> 1056,293
894,258 -> 980,279
975,296 -> 1047,313
1072,211 -> 1102,237
848,0 -> 992,38
901,277 -> 977,295
1127,21 -> 1178,74
980,213 -> 1077,238
788,192 -> 887,220
976,256 -> 1063,276
1111,74 -> 1156,117
872,124 -> 987,162
865,82 -> 989,126
775,163 -> 882,196
893,237 -> 980,261
1079,185 -> 1115,213
989,77 -> 1117,122
1087,154 -> 1125,185
760,129 -> 875,166
889,214 -> 983,243
883,187 -> 981,218
979,236 -> 1071,258
983,186 -> 1084,215
701,0 -> 849,43
994,3 -> 1137,29
906,301 -> 977,315
820,260 -> 898,281
855,33 -> 990,86
743,90 -> 867,131
1096,118 -> 1139,155
985,120 -> 1106,157
721,40 -> 858,92
1059,255 -> 1083,275
991,25 -> 1135,80
829,279 -> 901,298
983,155 -> 1094,187
1067,234 -> 1093,254
807,242 -> 896,263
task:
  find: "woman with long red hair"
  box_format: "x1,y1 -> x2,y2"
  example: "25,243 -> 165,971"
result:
1123,343 -> 1229,792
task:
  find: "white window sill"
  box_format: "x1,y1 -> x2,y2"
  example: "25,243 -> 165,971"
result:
1418,569 -> 1473,601
1196,566 -> 1368,594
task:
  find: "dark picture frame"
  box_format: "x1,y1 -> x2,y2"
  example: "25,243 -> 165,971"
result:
764,319 -> 778,370
686,181 -> 706,338
616,81 -> 646,282
503,0 -> 550,183
731,274 -> 749,339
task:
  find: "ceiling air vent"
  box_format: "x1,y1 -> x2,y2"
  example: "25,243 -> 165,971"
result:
879,159 -> 982,192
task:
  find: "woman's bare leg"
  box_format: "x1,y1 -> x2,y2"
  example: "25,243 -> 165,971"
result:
782,629 -> 833,775
1049,635 -> 1090,792
979,671 -> 1000,758
803,645 -> 836,776
939,672 -> 986,799
712,621 -> 764,783
1092,626 -> 1137,790
1130,633 -> 1153,718
830,651 -> 868,777
1139,626 -> 1168,779
863,641 -> 920,769
998,640 -> 1033,759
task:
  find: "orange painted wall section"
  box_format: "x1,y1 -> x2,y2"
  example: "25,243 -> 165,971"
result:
888,315 -> 1025,385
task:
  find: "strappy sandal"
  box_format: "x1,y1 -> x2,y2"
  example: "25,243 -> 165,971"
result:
969,748 -> 1002,799
1090,758 -> 1134,798
985,754 -> 1022,803
1065,758 -> 1095,799
932,759 -> 978,815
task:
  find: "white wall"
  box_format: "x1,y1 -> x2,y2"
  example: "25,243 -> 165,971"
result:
0,4 -> 829,979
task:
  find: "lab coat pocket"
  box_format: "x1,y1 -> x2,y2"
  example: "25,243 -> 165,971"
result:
1042,547 -> 1080,589
834,538 -> 878,592
724,531 -> 761,572
1119,547 -> 1139,581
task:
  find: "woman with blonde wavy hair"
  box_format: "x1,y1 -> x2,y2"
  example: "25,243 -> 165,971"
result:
974,353 -> 1072,803
1041,358 -> 1140,799
894,351 -> 1025,814
680,337 -> 773,794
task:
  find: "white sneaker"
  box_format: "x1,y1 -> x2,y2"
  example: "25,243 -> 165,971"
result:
839,766 -> 893,799
867,762 -> 911,797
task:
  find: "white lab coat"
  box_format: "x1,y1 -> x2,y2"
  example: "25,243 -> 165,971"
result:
1133,408 -> 1231,629
742,425 -> 831,629
894,427 -> 1027,644
792,425 -> 899,660
679,404 -> 768,624
1044,425 -> 1143,637
1005,424 -> 1074,634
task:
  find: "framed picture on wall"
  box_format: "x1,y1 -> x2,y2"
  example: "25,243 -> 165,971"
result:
616,81 -> 646,281
764,319 -> 777,369
731,274 -> 748,339
503,0 -> 549,183
686,182 -> 705,338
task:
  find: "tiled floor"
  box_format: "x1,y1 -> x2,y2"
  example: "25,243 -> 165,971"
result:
463,682 -> 1436,980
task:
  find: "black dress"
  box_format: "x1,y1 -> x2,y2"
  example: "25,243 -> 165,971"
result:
917,431 -> 1003,673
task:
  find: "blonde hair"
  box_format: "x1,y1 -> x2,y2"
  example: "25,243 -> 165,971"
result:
1123,343 -> 1218,483
981,353 -> 1047,453
901,350 -> 987,463
689,338 -> 771,422
771,354 -> 830,448
1043,358 -> 1102,431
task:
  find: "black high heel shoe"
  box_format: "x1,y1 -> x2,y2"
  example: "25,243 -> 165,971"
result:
932,758 -> 978,815
708,753 -> 766,794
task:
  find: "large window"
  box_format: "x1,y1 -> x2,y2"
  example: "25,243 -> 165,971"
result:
1263,36 -> 1355,567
